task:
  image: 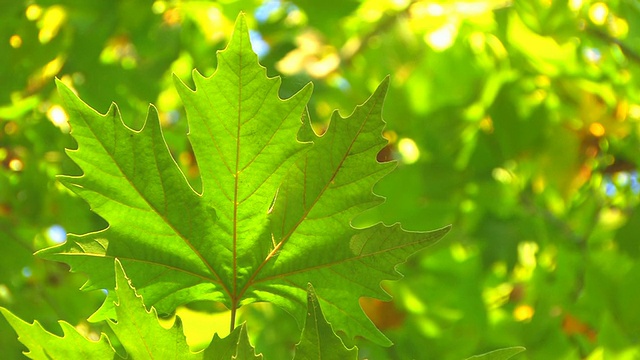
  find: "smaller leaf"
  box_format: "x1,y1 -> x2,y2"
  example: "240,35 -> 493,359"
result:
233,325 -> 263,360
465,347 -> 526,360
109,258 -> 198,359
294,283 -> 358,360
203,324 -> 262,360
1,260 -> 263,360
0,308 -> 114,360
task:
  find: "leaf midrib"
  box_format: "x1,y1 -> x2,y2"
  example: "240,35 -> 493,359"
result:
231,38 -> 243,304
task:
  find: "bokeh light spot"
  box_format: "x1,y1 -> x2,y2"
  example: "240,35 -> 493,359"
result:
38,6 -> 67,44
513,304 -> 535,321
569,0 -> 583,11
9,159 -> 23,172
332,76 -> 351,91
425,24 -> 457,51
589,122 -> 605,137
26,4 -> 43,21
0,284 -> 11,303
249,30 -> 270,58
9,35 -> 22,48
518,242 -> 538,269
631,171 -> 639,194
383,130 -> 398,143
162,8 -> 181,26
389,0 -> 410,10
460,199 -> 476,213
255,0 -> 281,23
47,105 -> 70,132
615,171 -> 630,187
604,180 -> 616,197
589,3 -> 609,26
492,167 -> 513,184
47,225 -> 67,244
479,116 -> 494,133
426,3 -> 445,16
47,105 -> 68,125
152,1 -> 167,14
609,17 -> 628,38
583,47 -> 602,63
398,138 -> 420,164
402,291 -> 426,314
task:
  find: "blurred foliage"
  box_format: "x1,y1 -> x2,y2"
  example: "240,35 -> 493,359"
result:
1,0 -> 639,359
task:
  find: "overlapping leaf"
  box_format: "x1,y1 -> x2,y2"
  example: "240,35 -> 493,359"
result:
108,259 -> 197,359
38,15 -> 449,344
0,308 -> 113,360
3,259 -> 355,359
294,284 -> 357,359
1,259 -> 258,359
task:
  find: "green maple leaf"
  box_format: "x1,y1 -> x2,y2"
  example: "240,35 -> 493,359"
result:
38,14 -> 449,345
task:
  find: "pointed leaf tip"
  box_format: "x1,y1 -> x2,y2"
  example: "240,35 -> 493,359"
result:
204,323 -> 261,360
294,284 -> 358,359
378,75 -> 390,93
230,12 -> 251,51
465,346 -> 526,360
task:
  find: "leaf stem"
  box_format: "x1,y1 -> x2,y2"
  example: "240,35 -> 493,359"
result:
230,300 -> 237,333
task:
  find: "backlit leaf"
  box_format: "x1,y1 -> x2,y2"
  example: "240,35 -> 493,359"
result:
37,14 -> 449,345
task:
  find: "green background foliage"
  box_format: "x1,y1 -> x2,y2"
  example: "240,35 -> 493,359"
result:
1,0 -> 639,359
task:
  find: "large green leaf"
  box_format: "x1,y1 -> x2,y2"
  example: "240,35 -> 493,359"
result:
38,14 -> 449,345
